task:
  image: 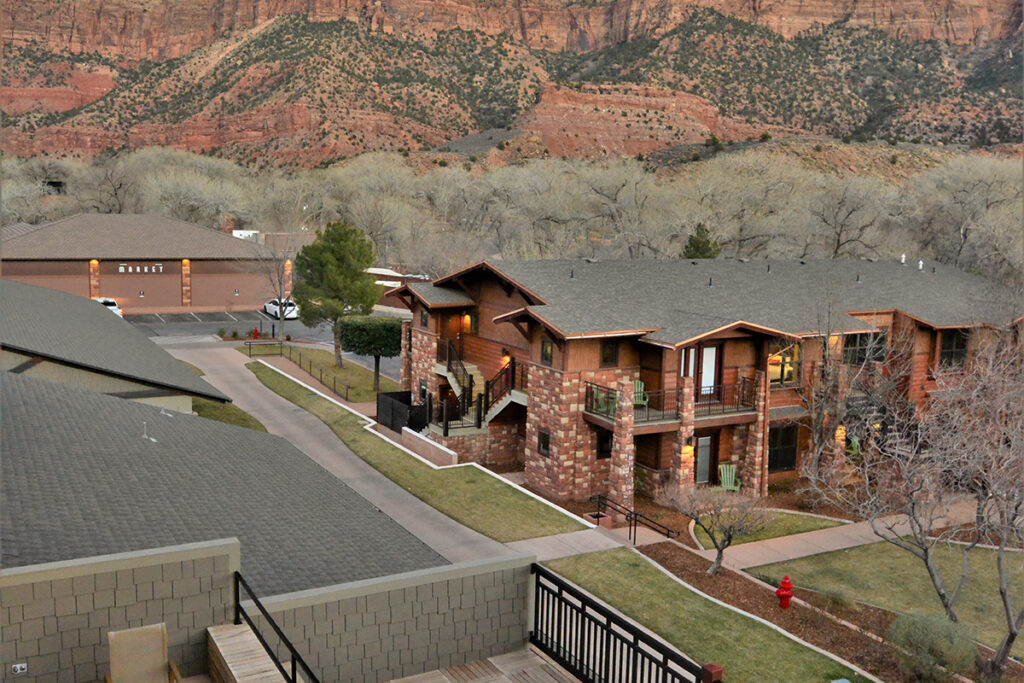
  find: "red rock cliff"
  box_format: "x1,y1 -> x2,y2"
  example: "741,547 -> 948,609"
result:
2,0 -> 1016,60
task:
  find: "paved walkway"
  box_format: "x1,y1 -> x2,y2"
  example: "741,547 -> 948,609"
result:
697,502 -> 978,570
164,339 -> 510,564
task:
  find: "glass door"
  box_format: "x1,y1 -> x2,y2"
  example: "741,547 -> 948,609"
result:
695,434 -> 716,484
695,344 -> 721,403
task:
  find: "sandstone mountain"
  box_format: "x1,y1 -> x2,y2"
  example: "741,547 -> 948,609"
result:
1,0 -> 1020,166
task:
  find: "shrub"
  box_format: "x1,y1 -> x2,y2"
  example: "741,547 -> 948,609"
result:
886,614 -> 977,682
813,143 -> 824,152
217,327 -> 227,338
285,334 -> 292,341
760,132 -> 772,141
230,329 -> 240,339
819,587 -> 855,611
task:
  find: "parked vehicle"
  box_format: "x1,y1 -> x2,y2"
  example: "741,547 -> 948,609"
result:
93,297 -> 123,317
263,298 -> 299,320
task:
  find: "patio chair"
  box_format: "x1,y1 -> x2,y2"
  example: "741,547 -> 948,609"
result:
719,464 -> 740,492
633,379 -> 649,408
106,623 -> 182,683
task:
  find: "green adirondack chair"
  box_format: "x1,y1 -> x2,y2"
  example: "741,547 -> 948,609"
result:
633,379 -> 649,408
719,464 -> 740,492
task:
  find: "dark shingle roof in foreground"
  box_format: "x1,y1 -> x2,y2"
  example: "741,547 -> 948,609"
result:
0,279 -> 228,401
1,374 -> 447,595
485,258 -> 1023,345
1,213 -> 262,260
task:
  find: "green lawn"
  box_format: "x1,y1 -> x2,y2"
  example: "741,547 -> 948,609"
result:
546,549 -> 868,683
193,397 -> 268,432
751,542 -> 1024,654
693,511 -> 844,549
245,361 -> 583,542
180,360 -> 205,375
237,344 -> 399,402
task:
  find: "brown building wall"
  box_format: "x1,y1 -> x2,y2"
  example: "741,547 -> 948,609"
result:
98,260 -> 182,311
0,260 -> 90,298
189,260 -> 272,312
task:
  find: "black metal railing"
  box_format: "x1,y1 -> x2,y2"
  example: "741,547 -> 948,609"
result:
234,572 -> 320,683
694,377 -> 756,417
438,339 -> 473,400
484,359 -> 527,414
633,388 -> 678,424
430,392 -> 483,435
584,382 -> 618,420
590,494 -> 680,544
244,341 -> 354,401
531,563 -> 713,683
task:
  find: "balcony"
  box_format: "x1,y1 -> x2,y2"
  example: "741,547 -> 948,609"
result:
584,378 -> 758,429
694,378 -> 756,417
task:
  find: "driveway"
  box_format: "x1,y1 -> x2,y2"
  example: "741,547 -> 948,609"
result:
164,339 -> 508,564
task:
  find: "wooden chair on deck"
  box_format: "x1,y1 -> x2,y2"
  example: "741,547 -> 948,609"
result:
719,464 -> 740,492
633,380 -> 649,408
106,623 -> 183,683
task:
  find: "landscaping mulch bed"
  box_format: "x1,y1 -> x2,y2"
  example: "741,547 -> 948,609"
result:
766,479 -> 861,521
640,542 -> 905,681
931,522 -> 1024,549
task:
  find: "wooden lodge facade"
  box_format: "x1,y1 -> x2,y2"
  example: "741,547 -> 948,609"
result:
390,258 -> 1022,506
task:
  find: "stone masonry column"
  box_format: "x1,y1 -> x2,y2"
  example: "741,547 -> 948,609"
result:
89,259 -> 100,298
400,320 -> 412,390
181,258 -> 192,307
741,370 -> 769,496
609,379 -> 635,508
672,376 -> 696,490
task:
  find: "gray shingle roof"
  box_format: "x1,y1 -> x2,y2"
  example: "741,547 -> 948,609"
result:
0,374 -> 447,595
406,281 -> 475,307
0,279 -> 228,401
486,259 -> 1022,345
1,213 -> 263,260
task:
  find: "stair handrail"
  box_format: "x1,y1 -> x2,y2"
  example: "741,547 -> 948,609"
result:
445,339 -> 473,402
484,359 -> 516,414
234,571 -> 320,683
589,494 -> 681,544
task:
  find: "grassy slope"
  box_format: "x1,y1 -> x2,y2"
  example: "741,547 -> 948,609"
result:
751,542 -> 1024,654
245,361 -> 583,542
546,548 -> 868,683
237,344 -> 399,402
693,511 -> 844,549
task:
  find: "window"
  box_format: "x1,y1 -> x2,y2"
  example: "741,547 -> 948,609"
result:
843,332 -> 886,365
939,329 -> 969,368
540,338 -> 554,366
600,340 -> 619,367
538,429 -> 551,457
768,425 -> 799,472
420,308 -> 428,328
419,380 -> 427,402
680,348 -> 694,377
462,312 -> 479,335
596,431 -> 612,460
769,343 -> 801,386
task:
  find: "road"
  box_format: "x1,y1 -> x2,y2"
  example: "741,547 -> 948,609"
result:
129,309 -> 405,381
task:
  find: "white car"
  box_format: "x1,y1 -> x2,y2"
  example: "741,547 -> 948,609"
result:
263,298 -> 299,320
93,297 -> 123,317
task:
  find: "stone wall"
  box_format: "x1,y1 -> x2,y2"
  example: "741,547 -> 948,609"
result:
250,554 -> 533,682
430,419 -> 524,468
409,326 -> 439,406
0,539 -> 239,682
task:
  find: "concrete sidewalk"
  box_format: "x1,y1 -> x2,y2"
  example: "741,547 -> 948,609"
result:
164,340 -> 511,565
699,503 -> 977,570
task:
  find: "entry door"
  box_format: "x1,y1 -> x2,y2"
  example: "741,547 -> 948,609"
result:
695,433 -> 718,485
695,344 -> 721,402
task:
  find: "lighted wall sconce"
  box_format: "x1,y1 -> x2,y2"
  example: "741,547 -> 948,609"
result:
234,288 -> 239,296
139,290 -> 145,298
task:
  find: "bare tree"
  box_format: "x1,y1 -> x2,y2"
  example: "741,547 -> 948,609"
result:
655,485 -> 767,574
809,176 -> 890,258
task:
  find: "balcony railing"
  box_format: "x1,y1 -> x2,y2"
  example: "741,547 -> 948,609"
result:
584,382 -> 618,420
633,388 -> 679,424
695,378 -> 756,417
484,360 -> 527,414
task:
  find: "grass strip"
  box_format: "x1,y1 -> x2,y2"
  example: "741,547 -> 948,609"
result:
693,510 -> 844,549
237,344 -> 399,402
547,548 -> 870,683
246,361 -> 583,542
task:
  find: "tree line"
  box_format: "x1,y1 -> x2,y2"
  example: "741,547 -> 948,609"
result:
2,147 -> 1020,287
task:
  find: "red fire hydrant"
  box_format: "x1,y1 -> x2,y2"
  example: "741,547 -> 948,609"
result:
253,327 -> 259,339
776,576 -> 793,610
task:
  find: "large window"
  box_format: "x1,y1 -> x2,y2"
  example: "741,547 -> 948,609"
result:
939,329 -> 969,368
768,425 -> 799,472
540,337 -> 554,366
600,340 -> 619,367
843,331 -> 887,365
419,307 -> 428,328
769,343 -> 801,386
462,311 -> 479,335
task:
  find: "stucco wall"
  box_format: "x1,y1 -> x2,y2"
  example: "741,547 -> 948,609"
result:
0,539 -> 239,683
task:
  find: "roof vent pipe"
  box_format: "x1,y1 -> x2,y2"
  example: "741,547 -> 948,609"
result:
856,273 -> 862,284
569,268 -> 575,280
767,264 -> 771,274
901,253 -> 906,264
918,259 -> 924,271
708,277 -> 714,288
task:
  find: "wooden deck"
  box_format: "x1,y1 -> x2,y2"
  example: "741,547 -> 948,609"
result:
208,624 -> 285,682
392,648 -> 577,682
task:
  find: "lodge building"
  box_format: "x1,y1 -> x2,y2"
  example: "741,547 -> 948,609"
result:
1,213 -> 283,313
390,258 -> 1022,506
